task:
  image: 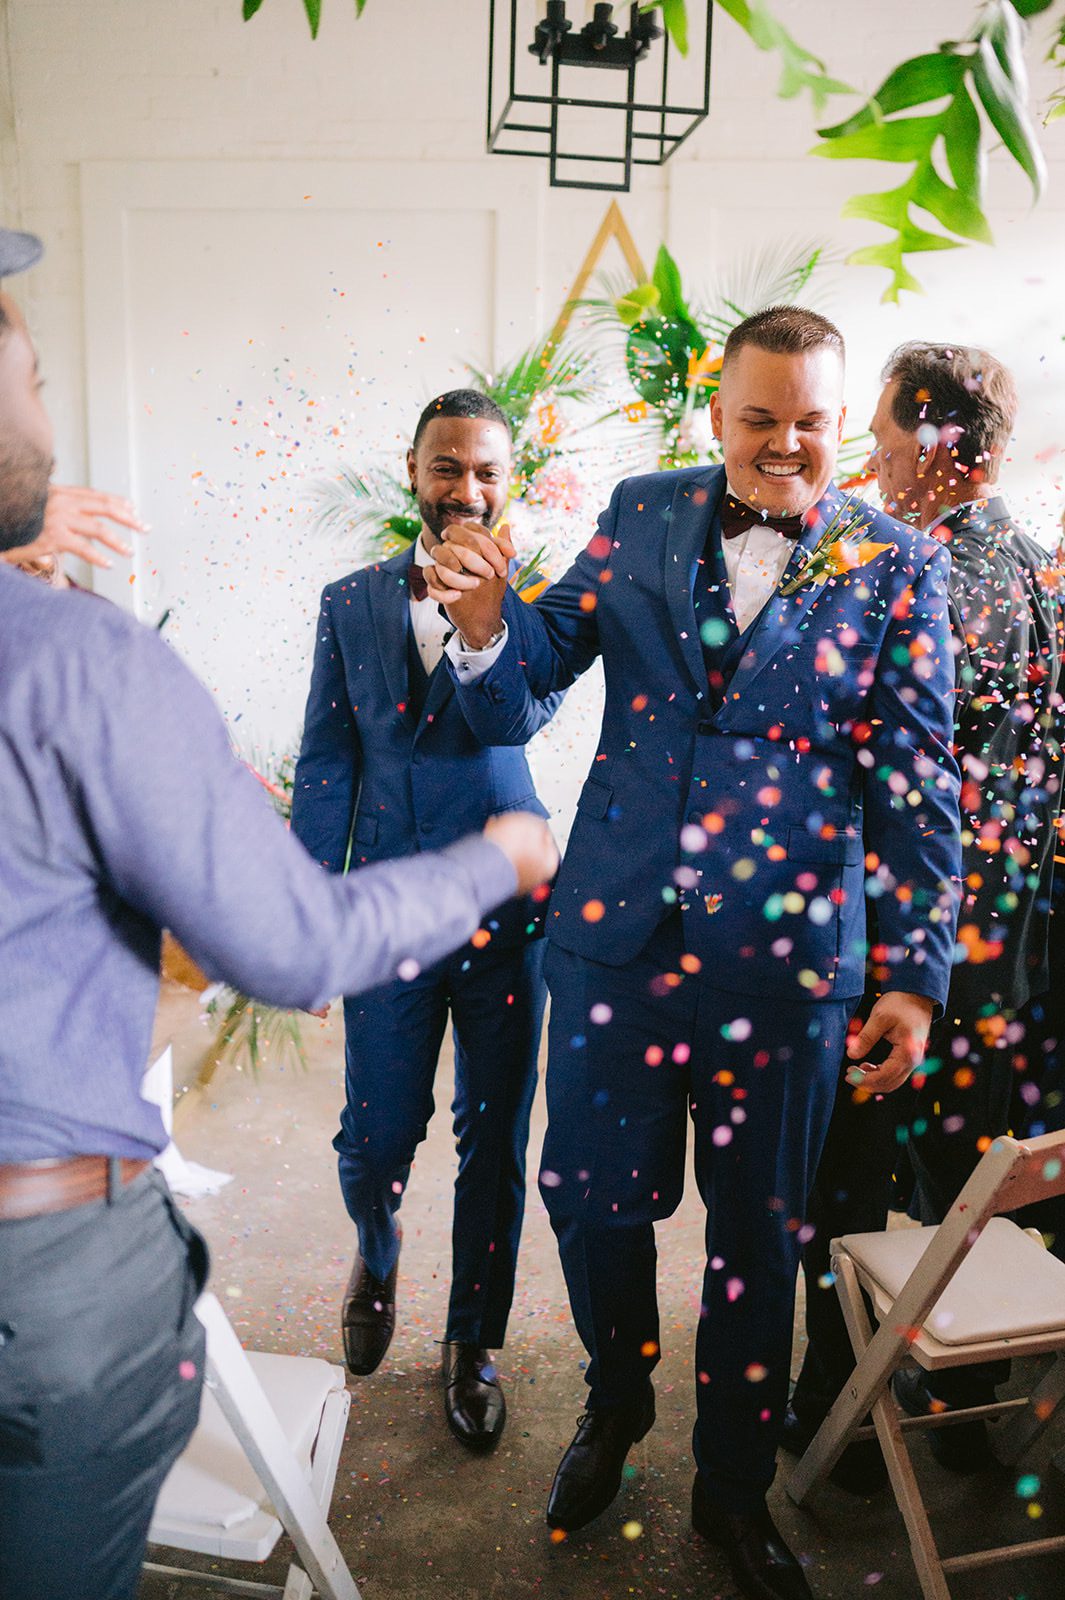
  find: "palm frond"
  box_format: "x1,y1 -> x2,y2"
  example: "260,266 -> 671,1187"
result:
306,462 -> 420,557
703,240 -> 834,332
466,333 -> 598,435
201,987 -> 308,1080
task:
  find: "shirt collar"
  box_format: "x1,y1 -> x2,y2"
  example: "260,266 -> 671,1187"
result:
414,532 -> 435,567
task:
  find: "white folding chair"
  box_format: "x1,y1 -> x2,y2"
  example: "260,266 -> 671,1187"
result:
787,1129 -> 1065,1600
143,1293 -> 361,1600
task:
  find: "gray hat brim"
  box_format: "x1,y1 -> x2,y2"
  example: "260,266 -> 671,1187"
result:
0,227 -> 44,279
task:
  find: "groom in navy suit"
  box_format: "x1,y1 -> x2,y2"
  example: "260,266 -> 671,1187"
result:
428,310 -> 961,1600
292,390 -> 562,1451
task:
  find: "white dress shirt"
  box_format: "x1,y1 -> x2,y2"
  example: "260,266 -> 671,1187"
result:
411,534 -> 454,676
720,495 -> 798,633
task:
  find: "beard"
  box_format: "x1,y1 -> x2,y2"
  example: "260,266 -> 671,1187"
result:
418,494 -> 493,541
0,434 -> 51,553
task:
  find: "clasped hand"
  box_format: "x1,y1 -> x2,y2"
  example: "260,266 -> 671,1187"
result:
424,519 -> 511,649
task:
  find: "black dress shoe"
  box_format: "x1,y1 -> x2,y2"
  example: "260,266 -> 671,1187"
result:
341,1241 -> 399,1376
692,1474 -> 813,1600
892,1367 -> 995,1473
546,1388 -> 655,1532
442,1342 -> 506,1450
780,1402 -> 888,1495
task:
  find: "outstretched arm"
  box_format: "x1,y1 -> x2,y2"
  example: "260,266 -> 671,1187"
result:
72,617 -> 556,1010
429,494 -> 619,743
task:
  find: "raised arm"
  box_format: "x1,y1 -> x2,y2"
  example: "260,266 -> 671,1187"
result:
430,493 -> 619,744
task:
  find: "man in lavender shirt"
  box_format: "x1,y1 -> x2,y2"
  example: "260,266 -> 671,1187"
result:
0,227 -> 558,1600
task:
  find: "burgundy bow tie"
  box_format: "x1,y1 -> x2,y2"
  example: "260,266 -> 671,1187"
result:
407,562 -> 429,601
720,495 -> 807,542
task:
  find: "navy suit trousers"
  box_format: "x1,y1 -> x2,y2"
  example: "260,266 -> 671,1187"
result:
336,937 -> 545,1347
539,916 -> 853,1512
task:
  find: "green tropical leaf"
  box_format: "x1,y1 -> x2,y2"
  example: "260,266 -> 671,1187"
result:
659,0 -> 689,56
841,185 -> 910,229
243,0 -> 266,15
302,0 -> 322,35
972,31 -> 1046,197
466,334 -> 594,437
625,316 -> 706,420
308,462 -> 419,554
615,283 -> 661,327
911,166 -> 993,242
355,0 -> 368,12
651,245 -> 691,322
812,113 -> 945,163
715,0 -> 852,113
845,242 -> 925,303
942,79 -> 986,199
1010,0 -> 1058,15
896,222 -> 964,255
818,52 -> 967,140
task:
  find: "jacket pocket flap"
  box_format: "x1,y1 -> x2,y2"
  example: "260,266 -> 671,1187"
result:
353,814 -> 379,846
576,778 -> 613,820
786,825 -> 862,865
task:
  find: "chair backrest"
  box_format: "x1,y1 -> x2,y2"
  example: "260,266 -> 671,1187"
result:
992,1128 -> 1065,1214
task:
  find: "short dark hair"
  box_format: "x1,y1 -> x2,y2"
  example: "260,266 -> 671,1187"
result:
722,304 -> 845,369
412,388 -> 510,451
880,341 -> 1017,481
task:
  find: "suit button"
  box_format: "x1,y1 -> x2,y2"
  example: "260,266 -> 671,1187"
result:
412,752 -> 423,765
420,821 -> 433,834
697,720 -> 716,735
489,686 -> 504,702
687,810 -> 702,824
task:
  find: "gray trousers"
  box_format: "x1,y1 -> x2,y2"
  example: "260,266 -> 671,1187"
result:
0,1167 -> 207,1600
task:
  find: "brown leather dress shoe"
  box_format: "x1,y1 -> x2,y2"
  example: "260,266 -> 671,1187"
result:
545,1387 -> 655,1532
341,1240 -> 399,1376
692,1473 -> 814,1600
442,1342 -> 506,1450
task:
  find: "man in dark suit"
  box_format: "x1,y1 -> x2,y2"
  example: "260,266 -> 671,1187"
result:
291,390 -> 562,1452
788,342 -> 1065,1478
428,310 -> 961,1600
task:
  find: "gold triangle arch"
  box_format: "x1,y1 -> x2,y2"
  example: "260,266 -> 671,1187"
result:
546,201 -> 648,353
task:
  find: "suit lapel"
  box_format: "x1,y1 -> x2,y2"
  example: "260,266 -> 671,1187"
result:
369,551 -> 414,716
663,467 -> 722,700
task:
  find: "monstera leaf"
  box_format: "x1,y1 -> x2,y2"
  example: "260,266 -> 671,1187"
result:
625,316 -> 709,420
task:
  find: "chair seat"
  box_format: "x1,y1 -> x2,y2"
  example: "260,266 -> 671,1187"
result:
839,1218 -> 1065,1346
149,1351 -> 346,1560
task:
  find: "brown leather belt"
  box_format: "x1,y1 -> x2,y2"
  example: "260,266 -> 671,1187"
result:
0,1156 -> 150,1221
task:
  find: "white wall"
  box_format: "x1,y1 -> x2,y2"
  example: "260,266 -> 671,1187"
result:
2,0 -> 1064,824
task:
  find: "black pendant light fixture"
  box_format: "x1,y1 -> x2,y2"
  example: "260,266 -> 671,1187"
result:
487,2 -> 713,191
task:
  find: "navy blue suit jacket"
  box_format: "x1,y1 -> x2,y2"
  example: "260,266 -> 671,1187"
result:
291,547 -> 563,950
452,465 -> 962,1005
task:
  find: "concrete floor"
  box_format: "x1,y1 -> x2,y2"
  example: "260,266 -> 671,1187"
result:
139,983 -> 1065,1600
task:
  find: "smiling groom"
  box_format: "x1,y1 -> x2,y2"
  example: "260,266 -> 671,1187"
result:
427,307 -> 962,1600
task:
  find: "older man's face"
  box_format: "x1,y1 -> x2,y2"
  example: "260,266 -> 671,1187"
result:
0,291 -> 54,552
869,379 -> 926,524
710,344 -> 845,517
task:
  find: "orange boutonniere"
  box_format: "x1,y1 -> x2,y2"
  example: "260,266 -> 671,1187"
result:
779,499 -> 894,597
